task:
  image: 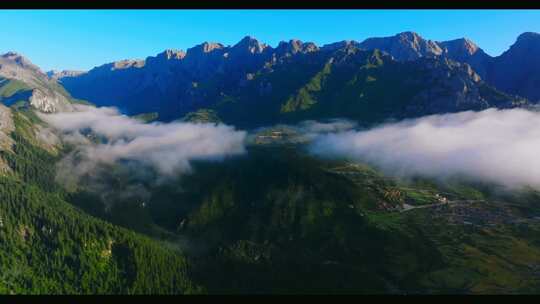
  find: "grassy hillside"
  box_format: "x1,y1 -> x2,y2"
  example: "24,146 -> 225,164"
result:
0,78 -> 32,98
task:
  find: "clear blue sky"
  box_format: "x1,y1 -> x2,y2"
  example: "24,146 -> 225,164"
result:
1,9 -> 539,72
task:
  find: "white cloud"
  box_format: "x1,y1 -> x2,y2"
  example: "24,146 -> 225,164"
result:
39,105 -> 247,177
309,108 -> 540,189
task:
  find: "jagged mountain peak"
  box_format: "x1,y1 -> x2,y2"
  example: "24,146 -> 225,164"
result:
437,37 -> 491,79
157,49 -> 186,60
395,31 -> 422,40
282,39 -> 303,49
186,41 -> 225,56
377,31 -> 428,45
462,38 -> 480,52
232,35 -> 268,53
276,39 -> 319,54
359,31 -> 444,61
47,70 -> 86,80
321,40 -> 360,52
1,51 -> 42,72
112,59 -> 145,70
439,38 -> 482,56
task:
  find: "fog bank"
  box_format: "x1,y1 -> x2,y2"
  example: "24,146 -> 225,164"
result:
310,108 -> 540,189
39,105 -> 247,181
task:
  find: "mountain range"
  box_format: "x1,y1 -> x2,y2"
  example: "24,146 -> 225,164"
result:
37,31 -> 538,125
358,31 -> 540,102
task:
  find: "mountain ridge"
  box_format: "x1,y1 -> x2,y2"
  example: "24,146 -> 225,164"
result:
3,31 -> 539,121
51,32 -> 540,118
0,52 -> 75,113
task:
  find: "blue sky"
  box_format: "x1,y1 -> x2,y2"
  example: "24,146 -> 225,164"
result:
1,9 -> 539,72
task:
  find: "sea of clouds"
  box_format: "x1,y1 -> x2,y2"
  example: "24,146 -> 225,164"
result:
40,105 -> 540,191
309,108 -> 540,189
38,105 -> 247,185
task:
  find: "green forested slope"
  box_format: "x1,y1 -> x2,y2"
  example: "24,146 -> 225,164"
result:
0,109 -> 202,294
1,105 -> 539,294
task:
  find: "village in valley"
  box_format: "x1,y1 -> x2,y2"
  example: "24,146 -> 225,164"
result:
325,162 -> 540,229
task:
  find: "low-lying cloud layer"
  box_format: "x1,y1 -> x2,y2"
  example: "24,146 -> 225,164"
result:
39,105 -> 247,179
296,119 -> 358,135
248,119 -> 358,144
310,108 -> 540,189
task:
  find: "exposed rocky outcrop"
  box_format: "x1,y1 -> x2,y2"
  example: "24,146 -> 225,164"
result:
0,52 -> 74,112
47,70 -> 85,80
358,31 -> 540,102
0,104 -> 14,152
276,39 -> 319,56
0,104 -> 14,174
438,38 -> 492,78
404,58 -> 525,116
28,88 -> 71,113
320,40 -> 361,52
359,31 -> 444,61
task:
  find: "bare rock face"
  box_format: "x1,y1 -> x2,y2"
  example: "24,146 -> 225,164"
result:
438,38 -> 491,78
440,38 -> 481,58
0,52 -> 48,87
0,104 -> 14,174
411,59 -> 488,114
232,36 -> 269,54
159,49 -> 186,60
29,89 -> 73,113
0,52 -> 74,113
28,88 -> 73,113
0,104 -> 14,151
112,59 -> 145,70
1,52 -> 43,74
47,70 -> 85,80
359,31 -> 444,61
321,40 -> 361,52
357,33 -> 493,79
276,39 -> 319,56
404,58 -> 524,117
445,32 -> 540,102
